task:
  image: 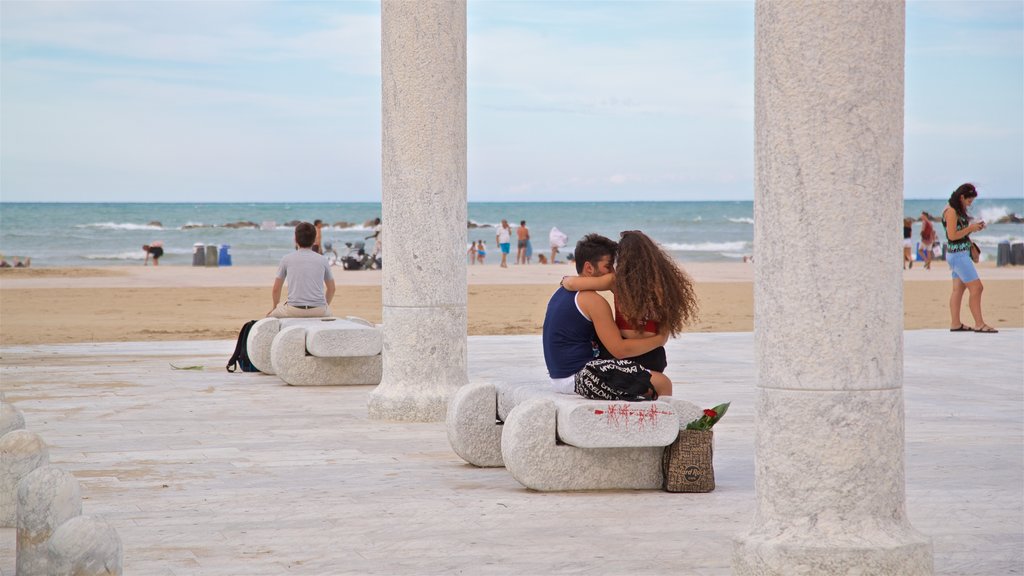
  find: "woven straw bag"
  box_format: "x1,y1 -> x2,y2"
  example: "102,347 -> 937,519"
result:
662,429 -> 715,492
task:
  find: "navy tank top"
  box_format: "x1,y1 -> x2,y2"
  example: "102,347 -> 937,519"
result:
542,287 -> 600,378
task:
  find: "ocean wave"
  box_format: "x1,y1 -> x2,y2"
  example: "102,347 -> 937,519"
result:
976,205 -> 1021,224
76,222 -> 162,231
81,247 -> 192,261
81,252 -> 146,261
726,217 -> 754,224
663,241 -> 749,252
972,234 -> 1023,246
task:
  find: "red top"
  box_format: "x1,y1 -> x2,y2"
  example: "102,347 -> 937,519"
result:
614,302 -> 659,333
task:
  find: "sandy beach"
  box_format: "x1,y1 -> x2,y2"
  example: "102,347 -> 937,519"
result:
1,262 -> 1021,346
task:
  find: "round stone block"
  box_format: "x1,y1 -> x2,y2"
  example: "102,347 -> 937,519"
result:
0,429 -> 49,527
49,515 -> 123,575
0,393 -> 26,437
17,466 -> 82,576
446,381 -> 504,467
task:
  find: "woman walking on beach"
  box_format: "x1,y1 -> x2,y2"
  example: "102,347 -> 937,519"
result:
562,230 -> 699,384
942,183 -> 997,333
919,211 -> 937,270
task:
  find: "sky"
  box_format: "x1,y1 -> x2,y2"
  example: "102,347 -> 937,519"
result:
0,1 -> 1021,203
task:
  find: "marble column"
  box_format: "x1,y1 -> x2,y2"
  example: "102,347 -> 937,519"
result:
733,2 -> 932,574
369,0 -> 468,422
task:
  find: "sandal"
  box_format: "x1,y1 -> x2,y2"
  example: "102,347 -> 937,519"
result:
950,324 -> 973,332
975,325 -> 999,333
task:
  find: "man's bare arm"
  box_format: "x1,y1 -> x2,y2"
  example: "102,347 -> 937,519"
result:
325,279 -> 336,306
269,277 -> 284,316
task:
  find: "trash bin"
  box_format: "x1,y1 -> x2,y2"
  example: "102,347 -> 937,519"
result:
205,244 -> 219,267
1011,242 -> 1024,266
192,243 -> 205,266
218,244 -> 232,266
997,241 -> 1011,267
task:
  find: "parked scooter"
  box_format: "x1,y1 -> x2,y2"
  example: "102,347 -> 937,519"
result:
341,241 -> 371,270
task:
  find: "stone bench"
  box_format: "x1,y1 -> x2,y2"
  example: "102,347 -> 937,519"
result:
247,317 -> 383,386
446,381 -> 703,491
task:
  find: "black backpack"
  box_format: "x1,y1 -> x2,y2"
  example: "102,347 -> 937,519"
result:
227,320 -> 260,373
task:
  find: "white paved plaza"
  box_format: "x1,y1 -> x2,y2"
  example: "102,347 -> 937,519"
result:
1,330 -> 1021,575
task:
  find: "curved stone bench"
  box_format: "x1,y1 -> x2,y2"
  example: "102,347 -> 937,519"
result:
447,380 -> 704,490
248,316 -> 380,375
270,324 -> 382,386
502,397 -> 670,491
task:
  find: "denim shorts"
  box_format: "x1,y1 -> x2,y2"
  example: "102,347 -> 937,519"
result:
947,250 -> 979,283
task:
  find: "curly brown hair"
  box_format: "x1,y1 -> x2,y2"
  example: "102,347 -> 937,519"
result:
612,231 -> 699,337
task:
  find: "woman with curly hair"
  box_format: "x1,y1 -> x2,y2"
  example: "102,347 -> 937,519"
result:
562,230 -> 699,396
942,183 -> 997,333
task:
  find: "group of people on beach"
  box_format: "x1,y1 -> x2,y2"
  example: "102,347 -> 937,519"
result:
260,181 -> 997,398
0,256 -> 30,268
470,220 -> 569,267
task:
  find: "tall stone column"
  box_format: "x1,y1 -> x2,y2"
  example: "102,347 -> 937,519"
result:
733,2 -> 932,574
369,0 -> 467,422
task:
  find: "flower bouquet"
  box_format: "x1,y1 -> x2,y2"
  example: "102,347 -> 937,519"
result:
663,402 -> 731,493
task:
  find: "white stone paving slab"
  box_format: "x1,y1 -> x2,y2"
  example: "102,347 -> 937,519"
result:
0,330 -> 1020,575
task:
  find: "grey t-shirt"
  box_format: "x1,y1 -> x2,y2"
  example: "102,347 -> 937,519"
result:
276,248 -> 333,307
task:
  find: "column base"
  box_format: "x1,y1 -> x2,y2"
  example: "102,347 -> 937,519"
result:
733,531 -> 932,575
368,305 -> 467,422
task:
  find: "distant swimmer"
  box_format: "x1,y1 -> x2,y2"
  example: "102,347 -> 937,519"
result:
143,241 -> 164,266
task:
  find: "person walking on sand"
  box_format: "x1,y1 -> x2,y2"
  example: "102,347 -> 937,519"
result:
542,234 -> 672,399
477,240 -> 487,265
942,183 -> 997,333
919,211 -> 937,270
312,219 -> 325,255
903,217 -> 914,269
267,222 -> 335,318
143,241 -> 164,266
496,220 -> 512,268
561,230 -> 698,384
517,220 -> 530,265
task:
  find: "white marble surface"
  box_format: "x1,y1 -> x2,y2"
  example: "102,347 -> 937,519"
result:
376,0 -> 468,422
0,330 -> 1020,574
304,319 -> 381,358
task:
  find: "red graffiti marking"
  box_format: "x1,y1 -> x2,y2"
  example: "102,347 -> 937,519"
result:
594,404 -> 673,430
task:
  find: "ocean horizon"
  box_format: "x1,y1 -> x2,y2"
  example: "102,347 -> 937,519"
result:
1,199 -> 1022,268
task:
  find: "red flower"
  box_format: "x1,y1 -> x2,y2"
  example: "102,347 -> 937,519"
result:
704,409 -> 717,418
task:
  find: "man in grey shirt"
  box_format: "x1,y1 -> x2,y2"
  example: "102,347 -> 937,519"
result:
268,222 -> 336,318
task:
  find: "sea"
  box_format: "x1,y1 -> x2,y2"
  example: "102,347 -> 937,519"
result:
1,199 -> 1022,268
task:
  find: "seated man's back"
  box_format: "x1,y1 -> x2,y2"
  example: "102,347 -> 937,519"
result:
268,222 -> 335,318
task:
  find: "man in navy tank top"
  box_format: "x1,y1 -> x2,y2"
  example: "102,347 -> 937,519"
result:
542,234 -> 669,395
